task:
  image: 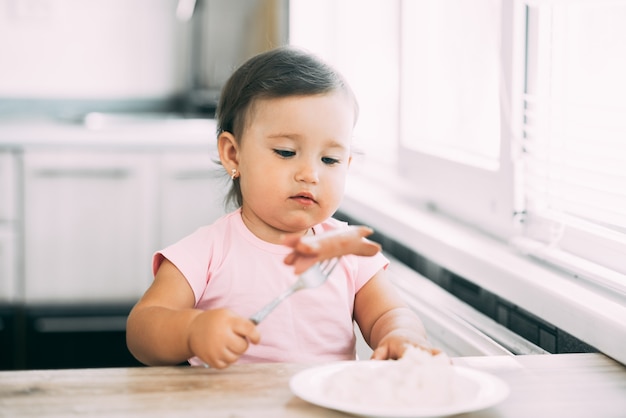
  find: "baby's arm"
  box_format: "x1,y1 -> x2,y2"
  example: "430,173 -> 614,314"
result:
282,226 -> 381,274
354,269 -> 440,359
126,259 -> 260,369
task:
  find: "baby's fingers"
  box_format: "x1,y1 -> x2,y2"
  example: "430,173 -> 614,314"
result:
298,226 -> 376,254
234,317 -> 260,345
371,344 -> 390,360
282,226 -> 381,274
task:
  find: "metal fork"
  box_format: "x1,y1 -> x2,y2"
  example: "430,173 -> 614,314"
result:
249,257 -> 340,325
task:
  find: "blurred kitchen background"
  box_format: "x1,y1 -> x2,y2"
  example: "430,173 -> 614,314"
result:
0,0 -> 288,117
1,0 -> 625,370
0,0 -> 290,369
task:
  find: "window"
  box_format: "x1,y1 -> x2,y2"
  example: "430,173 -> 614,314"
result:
290,0 -> 626,294
400,0 -> 502,164
516,0 -> 626,293
289,0 -> 399,164
397,0 -> 522,238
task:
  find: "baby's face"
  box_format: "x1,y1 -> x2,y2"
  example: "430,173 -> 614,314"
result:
236,91 -> 355,243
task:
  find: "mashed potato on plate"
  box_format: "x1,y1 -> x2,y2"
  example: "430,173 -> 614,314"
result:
324,346 -> 454,408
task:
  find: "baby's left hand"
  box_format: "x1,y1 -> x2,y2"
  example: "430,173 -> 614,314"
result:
371,334 -> 441,360
282,226 -> 381,274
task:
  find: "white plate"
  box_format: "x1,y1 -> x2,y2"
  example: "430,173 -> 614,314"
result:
289,361 -> 509,418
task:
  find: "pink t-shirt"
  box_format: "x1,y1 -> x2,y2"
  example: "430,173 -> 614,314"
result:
153,209 -> 388,366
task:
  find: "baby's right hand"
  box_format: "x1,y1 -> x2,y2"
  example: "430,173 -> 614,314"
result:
187,308 -> 260,369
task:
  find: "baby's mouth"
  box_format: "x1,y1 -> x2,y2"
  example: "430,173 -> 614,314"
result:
291,193 -> 317,204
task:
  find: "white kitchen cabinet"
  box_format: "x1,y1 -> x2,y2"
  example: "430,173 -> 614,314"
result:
22,151 -> 158,303
0,229 -> 17,303
0,151 -> 18,302
157,152 -> 228,248
1,120 -> 225,369
0,151 -> 17,222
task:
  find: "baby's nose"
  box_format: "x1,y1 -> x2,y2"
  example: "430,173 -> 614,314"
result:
295,161 -> 319,183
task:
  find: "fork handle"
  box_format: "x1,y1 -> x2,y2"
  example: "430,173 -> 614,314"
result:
249,287 -> 297,325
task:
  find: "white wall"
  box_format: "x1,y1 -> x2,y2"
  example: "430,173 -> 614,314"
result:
0,0 -> 191,99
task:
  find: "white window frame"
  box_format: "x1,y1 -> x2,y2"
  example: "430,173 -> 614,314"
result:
397,0 -> 526,239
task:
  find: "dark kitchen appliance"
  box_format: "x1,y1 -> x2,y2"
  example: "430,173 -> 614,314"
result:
4,304 -> 143,370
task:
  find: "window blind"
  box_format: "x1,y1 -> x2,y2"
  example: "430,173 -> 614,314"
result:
516,0 -> 626,293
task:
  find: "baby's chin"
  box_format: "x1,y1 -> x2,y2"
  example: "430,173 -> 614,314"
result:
275,213 -> 326,233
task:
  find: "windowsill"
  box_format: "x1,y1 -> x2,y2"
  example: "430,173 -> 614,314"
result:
340,166 -> 626,365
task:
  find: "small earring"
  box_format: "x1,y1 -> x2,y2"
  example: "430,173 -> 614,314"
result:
231,168 -> 238,179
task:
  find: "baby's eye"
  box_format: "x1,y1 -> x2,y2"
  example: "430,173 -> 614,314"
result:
273,149 -> 296,158
322,156 -> 340,165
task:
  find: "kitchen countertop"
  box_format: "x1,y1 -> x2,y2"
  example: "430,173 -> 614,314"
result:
0,115 -> 217,151
0,353 -> 624,417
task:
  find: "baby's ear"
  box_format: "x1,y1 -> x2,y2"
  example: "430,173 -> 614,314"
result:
217,131 -> 239,168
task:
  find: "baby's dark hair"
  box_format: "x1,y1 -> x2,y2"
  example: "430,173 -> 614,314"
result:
215,46 -> 358,208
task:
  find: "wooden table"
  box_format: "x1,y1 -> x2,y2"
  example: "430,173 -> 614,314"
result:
1,353 -> 625,417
